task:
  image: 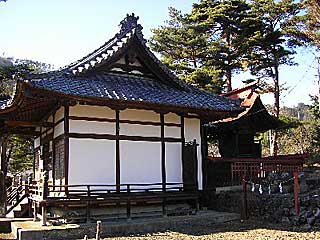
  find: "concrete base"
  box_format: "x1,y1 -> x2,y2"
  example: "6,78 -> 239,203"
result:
10,211 -> 240,240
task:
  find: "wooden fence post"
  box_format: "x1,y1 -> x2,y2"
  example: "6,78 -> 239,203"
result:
294,171 -> 299,216
96,220 -> 102,240
0,171 -> 6,217
241,175 -> 248,220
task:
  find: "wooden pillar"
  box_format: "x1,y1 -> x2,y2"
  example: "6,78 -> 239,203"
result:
116,110 -> 120,192
41,202 -> 47,226
241,175 -> 248,220
1,137 -> 7,176
160,113 -> 166,192
180,116 -> 185,190
294,171 -> 299,216
0,171 -> 6,216
200,120 -> 208,190
52,113 -> 56,187
64,104 -> 69,189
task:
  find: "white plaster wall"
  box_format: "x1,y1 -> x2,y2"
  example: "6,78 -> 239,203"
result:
69,120 -> 115,135
184,118 -> 202,190
165,143 -> 182,184
69,139 -> 116,186
34,137 -> 40,148
120,141 -> 161,187
120,109 -> 159,122
164,126 -> 180,138
70,104 -> 115,119
55,107 -> 64,122
164,113 -> 181,124
120,123 -> 160,137
54,122 -> 64,138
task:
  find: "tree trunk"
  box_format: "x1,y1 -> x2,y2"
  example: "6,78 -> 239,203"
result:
226,33 -> 232,92
226,68 -> 232,92
272,59 -> 280,156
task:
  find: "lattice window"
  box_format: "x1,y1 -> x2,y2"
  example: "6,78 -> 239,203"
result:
54,138 -> 65,180
34,148 -> 40,170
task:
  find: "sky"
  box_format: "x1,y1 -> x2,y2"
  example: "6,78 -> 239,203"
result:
0,0 -> 318,107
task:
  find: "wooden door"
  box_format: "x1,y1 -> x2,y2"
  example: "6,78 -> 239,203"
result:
182,140 -> 198,191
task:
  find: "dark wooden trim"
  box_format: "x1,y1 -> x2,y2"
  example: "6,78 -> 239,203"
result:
54,118 -> 64,127
64,105 -> 69,187
181,115 -> 185,157
5,120 -> 54,128
121,119 -> 180,127
39,127 -> 43,146
68,133 -> 116,140
67,132 -> 181,142
52,113 -> 56,184
115,110 -> 120,192
53,134 -> 65,142
69,116 -> 116,123
68,115 -> 181,127
160,114 -> 166,192
200,120 -> 208,190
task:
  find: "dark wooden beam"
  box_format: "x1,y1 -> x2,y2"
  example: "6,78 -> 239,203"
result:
69,116 -> 181,127
5,120 -> 54,128
115,110 -> 120,192
64,104 -> 69,187
52,113 -> 56,185
160,113 -> 166,192
67,133 -> 181,142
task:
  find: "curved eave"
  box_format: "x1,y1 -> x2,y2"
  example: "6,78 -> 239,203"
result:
207,94 -> 281,133
0,81 -> 25,114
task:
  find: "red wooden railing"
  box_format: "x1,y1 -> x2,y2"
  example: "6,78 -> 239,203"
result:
208,154 -> 307,186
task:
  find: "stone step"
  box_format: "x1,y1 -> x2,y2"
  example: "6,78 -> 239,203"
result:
0,233 -> 16,240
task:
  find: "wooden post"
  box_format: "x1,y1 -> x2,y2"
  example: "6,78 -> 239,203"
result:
0,171 -> 6,217
96,220 -> 102,240
41,201 -> 47,226
162,197 -> 167,217
294,171 -> 299,216
126,184 -> 131,221
86,185 -> 91,223
241,176 -> 248,220
33,201 -> 37,221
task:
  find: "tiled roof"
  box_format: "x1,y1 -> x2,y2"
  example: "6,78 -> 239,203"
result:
29,72 -> 240,112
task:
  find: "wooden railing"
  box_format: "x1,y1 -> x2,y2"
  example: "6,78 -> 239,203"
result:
5,183 -> 28,214
208,154 -> 307,187
27,182 -> 199,223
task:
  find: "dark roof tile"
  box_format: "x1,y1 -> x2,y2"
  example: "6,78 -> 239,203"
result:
30,72 -> 240,112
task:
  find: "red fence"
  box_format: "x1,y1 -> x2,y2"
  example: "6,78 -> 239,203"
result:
208,154 -> 307,186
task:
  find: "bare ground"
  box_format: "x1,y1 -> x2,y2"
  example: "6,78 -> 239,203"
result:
98,220 -> 320,240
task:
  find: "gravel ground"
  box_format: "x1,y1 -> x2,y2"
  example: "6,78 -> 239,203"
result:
2,219 -> 320,239
97,220 -> 320,240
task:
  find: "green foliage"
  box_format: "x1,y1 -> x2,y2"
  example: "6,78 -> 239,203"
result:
7,135 -> 34,174
308,96 -> 320,162
190,0 -> 262,91
0,57 -> 52,96
150,7 -> 224,93
0,58 -> 51,173
260,103 -> 312,156
290,0 -> 320,49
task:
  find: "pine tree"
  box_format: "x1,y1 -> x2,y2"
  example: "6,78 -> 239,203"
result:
249,0 -> 302,155
189,0 -> 262,92
150,8 -> 223,93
